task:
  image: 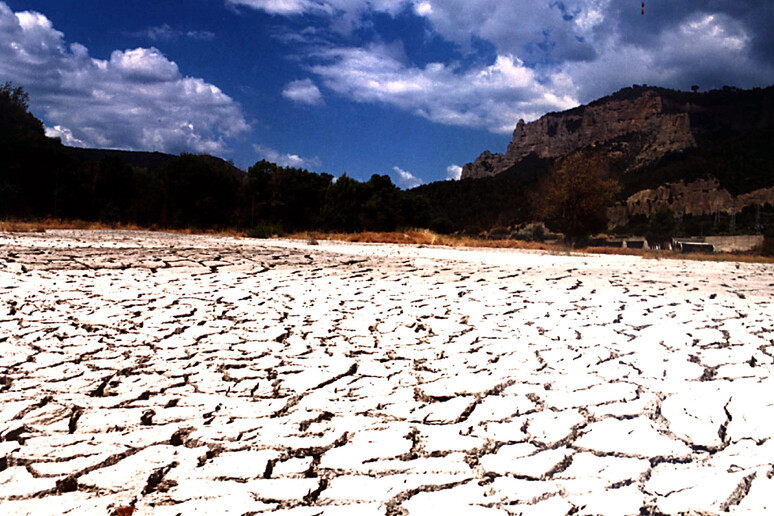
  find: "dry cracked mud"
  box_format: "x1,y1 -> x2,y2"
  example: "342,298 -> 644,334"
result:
0,229 -> 773,515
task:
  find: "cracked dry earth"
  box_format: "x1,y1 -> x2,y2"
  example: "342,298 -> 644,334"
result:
1,230 -> 773,516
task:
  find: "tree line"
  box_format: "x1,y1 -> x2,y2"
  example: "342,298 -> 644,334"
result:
0,82 -> 689,243
0,83 -> 434,234
4,82 -> 770,245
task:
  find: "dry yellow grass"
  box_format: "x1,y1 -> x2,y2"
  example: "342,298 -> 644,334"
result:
295,230 -> 440,245
0,218 -> 143,233
3,220 -> 771,263
286,229 -> 560,251
0,220 -> 47,233
0,218 -> 245,238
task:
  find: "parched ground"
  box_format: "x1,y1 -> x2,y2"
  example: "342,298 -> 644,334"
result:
0,230 -> 773,516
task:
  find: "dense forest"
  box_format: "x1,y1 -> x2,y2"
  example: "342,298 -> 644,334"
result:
0,83 -> 432,234
2,82 -> 773,243
0,80 -> 560,237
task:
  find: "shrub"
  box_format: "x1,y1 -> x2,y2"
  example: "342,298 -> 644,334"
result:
525,222 -> 547,242
646,204 -> 677,246
246,221 -> 284,239
488,226 -> 510,239
509,222 -> 548,242
429,217 -> 454,234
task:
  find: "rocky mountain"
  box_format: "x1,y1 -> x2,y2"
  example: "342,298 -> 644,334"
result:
609,125 -> 774,229
462,85 -> 774,181
608,178 -> 774,228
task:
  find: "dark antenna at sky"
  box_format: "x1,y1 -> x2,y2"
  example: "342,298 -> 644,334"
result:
642,2 -> 645,15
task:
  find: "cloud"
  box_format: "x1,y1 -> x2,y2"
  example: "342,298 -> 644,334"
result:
226,0 -> 322,16
234,0 -> 774,122
392,166 -> 423,188
137,24 -> 215,41
445,164 -> 462,180
253,144 -> 322,169
310,44 -> 578,133
282,78 -> 324,105
226,0 -> 406,18
232,0 -> 773,75
0,3 -> 248,155
414,2 -> 432,16
557,8 -> 774,102
228,0 -> 602,62
45,125 -> 88,147
409,0 -> 602,63
226,0 -> 409,35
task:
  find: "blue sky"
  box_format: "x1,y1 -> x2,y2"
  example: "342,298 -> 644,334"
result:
2,1 -> 773,187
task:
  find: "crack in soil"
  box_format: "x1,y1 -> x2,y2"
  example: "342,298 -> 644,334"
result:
720,471 -> 757,511
384,478 -> 473,516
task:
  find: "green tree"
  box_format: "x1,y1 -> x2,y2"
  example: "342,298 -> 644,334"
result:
535,152 -> 619,246
646,204 -> 677,247
0,82 -> 69,219
360,174 -> 399,231
159,154 -> 240,228
245,160 -> 333,231
398,192 -> 431,229
322,175 -> 365,231
0,81 -> 30,111
87,157 -> 141,222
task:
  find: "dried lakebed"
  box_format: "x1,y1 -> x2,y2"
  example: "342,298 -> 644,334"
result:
0,230 -> 773,515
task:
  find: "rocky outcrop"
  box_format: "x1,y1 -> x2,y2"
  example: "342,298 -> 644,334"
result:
462,90 -> 697,180
460,151 -> 512,180
607,178 -> 774,227
462,84 -> 774,181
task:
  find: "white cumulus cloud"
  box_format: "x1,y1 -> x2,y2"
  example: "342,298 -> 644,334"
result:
226,0 -> 322,15
282,78 -> 324,105
254,144 -> 322,169
415,2 -> 432,16
45,125 -> 88,148
311,44 -> 578,133
227,0 -> 406,17
230,0 -> 774,129
0,2 -> 248,155
392,166 -> 423,188
445,164 -> 462,180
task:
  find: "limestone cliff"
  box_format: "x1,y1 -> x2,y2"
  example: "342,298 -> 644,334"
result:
463,90 -> 695,179
607,178 -> 774,227
462,85 -> 774,180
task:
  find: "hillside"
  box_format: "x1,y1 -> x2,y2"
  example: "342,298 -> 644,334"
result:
3,81 -> 773,241
64,147 -> 244,178
462,85 -> 774,181
413,84 -> 774,236
64,147 -> 177,173
411,154 -> 553,233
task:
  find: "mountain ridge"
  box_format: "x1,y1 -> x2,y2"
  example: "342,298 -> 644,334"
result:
461,85 -> 774,181
63,146 -> 245,178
